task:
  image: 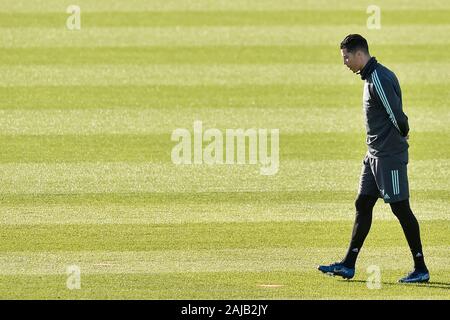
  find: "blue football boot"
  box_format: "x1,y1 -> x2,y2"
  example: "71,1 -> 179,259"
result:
398,269 -> 430,283
318,262 -> 355,280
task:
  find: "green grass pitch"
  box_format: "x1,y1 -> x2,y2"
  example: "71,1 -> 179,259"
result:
0,0 -> 449,299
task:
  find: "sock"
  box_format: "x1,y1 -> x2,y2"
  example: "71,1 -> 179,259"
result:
412,251 -> 427,271
342,247 -> 361,269
390,199 -> 427,271
341,194 -> 378,268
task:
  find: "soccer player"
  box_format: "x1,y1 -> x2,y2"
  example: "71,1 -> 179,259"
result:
318,34 -> 430,283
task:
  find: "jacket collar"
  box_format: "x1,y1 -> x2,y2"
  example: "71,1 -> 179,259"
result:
359,56 -> 378,80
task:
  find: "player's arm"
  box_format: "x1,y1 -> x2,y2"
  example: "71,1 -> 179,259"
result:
371,70 -> 409,137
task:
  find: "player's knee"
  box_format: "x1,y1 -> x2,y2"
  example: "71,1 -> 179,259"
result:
355,194 -> 377,213
355,197 -> 364,212
390,199 -> 413,218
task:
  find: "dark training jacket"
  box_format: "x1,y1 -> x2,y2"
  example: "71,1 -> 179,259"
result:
360,57 -> 409,158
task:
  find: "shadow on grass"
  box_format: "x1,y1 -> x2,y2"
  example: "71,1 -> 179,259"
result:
338,279 -> 450,290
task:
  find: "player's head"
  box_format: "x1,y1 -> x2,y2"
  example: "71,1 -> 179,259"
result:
340,34 -> 370,73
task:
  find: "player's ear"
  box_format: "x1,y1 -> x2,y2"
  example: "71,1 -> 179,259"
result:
356,50 -> 365,62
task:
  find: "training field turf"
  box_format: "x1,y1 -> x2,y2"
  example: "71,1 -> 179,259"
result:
0,0 -> 449,299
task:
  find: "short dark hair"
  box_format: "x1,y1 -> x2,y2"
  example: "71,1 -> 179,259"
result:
340,34 -> 369,54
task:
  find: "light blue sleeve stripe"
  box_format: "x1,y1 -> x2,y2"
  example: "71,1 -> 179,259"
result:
373,70 -> 393,116
372,72 -> 395,123
372,70 -> 400,131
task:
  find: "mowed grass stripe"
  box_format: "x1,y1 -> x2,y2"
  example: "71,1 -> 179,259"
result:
2,45 -> 450,65
2,10 -> 450,27
1,64 -> 364,86
3,190 -> 450,206
0,85 -> 448,110
0,221 -> 448,251
1,132 -> 449,163
1,271 -> 449,300
0,107 -> 446,135
3,26 -> 450,47
1,63 -> 449,86
2,0 -> 450,13
0,133 -> 367,163
2,84 -> 366,109
0,195 -> 447,224
0,160 -> 448,194
1,247 -> 449,275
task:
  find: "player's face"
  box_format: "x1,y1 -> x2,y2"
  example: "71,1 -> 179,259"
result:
341,48 -> 359,73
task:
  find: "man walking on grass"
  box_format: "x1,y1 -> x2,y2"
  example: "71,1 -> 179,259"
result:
318,34 -> 430,283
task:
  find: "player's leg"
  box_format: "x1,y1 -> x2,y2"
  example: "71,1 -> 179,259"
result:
317,195 -> 377,279
340,193 -> 378,268
318,155 -> 379,279
390,199 -> 429,282
376,154 -> 429,282
390,199 -> 426,270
